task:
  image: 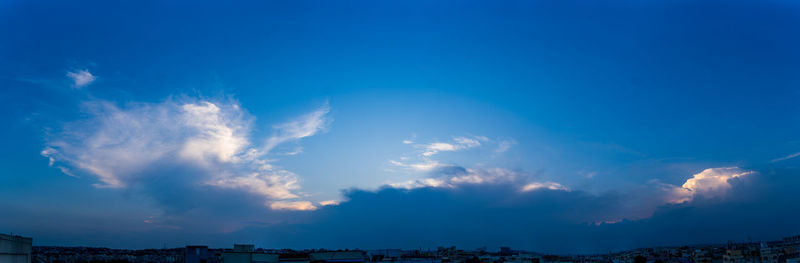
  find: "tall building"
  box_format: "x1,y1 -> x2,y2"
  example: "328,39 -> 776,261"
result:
0,233 -> 32,263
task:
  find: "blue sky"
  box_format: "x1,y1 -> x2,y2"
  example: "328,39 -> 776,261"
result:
1,0 -> 800,254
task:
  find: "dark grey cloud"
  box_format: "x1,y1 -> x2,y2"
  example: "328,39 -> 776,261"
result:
7,162 -> 798,254
220,165 -> 800,254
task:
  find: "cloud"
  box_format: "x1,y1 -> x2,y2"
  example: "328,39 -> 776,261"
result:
391,135 -> 501,172
521,181 -> 569,192
208,171 -> 300,200
388,177 -> 447,189
389,159 -> 443,172
387,165 -> 565,194
214,166 -> 798,254
665,167 -> 754,204
33,98 -> 784,252
440,167 -> 520,185
179,102 -> 249,164
423,143 -> 459,156
771,152 -> 800,163
66,69 -> 96,88
282,147 -> 304,156
383,166 -> 759,224
42,100 -> 188,188
495,139 -> 516,153
264,102 -> 331,153
41,98 -> 329,214
402,134 -> 417,144
19,160 -> 792,253
421,136 -> 487,156
319,200 -> 340,206
269,201 -> 317,211
257,183 -> 634,253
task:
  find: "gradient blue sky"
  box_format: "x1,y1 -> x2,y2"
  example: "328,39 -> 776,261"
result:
1,0 -> 800,254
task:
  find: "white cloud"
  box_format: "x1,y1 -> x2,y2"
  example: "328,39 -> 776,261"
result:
423,143 -> 458,156
42,98 -> 329,210
42,100 -> 185,188
208,171 -> 300,200
388,167 -> 566,193
66,69 -> 96,88
495,139 -> 517,153
56,166 -> 76,178
771,152 -> 800,163
388,178 -> 447,190
393,135 -> 504,170
264,102 -> 330,153
666,167 -> 754,204
453,136 -> 482,148
179,102 -> 249,165
282,147 -> 304,156
421,136 -> 487,156
448,168 -> 519,185
521,181 -> 569,192
269,201 -> 317,211
390,135 -> 527,189
402,134 -> 417,144
319,200 -> 340,206
389,160 -> 443,172
41,148 -> 57,166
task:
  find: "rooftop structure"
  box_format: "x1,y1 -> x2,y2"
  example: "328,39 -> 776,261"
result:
0,233 -> 32,263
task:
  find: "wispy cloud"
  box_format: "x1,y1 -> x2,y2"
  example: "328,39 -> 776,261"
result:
269,201 -> 317,211
521,181 -> 569,192
264,102 -> 331,153
771,152 -> 800,163
42,98 -> 329,211
421,136 -> 486,156
282,147 -> 304,156
66,69 -> 96,88
402,133 -> 416,144
319,200 -> 340,206
390,134 -> 519,181
388,159 -> 443,172
387,166 -> 563,193
495,139 -> 517,153
390,135 -> 514,174
208,171 -> 301,200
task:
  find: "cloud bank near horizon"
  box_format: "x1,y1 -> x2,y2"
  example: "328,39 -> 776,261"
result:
282,166 -> 797,254
11,165 -> 794,254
